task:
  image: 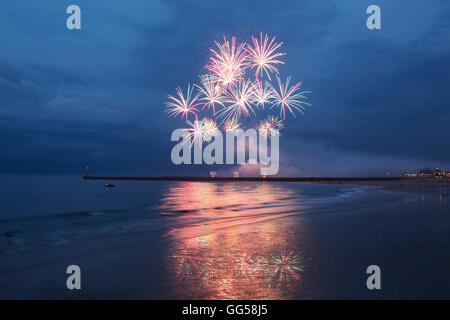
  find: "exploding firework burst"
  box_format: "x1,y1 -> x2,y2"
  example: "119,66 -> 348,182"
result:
165,34 -> 311,140
259,116 -> 284,137
223,117 -> 240,131
183,118 -> 218,145
270,76 -> 311,119
195,74 -> 224,114
165,84 -> 201,120
203,117 -> 218,136
246,33 -> 286,80
218,79 -> 257,121
205,36 -> 249,89
252,80 -> 273,108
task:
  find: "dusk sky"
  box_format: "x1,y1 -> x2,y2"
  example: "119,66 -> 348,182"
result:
1,0 -> 449,176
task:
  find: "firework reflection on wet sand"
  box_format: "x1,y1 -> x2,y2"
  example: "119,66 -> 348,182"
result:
160,182 -> 306,299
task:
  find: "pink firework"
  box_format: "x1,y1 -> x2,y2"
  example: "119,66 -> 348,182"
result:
219,79 -> 256,121
165,84 -> 201,120
195,74 -> 224,114
183,118 -> 218,145
205,36 -> 249,89
223,117 -> 240,131
202,117 -> 218,137
258,116 -> 284,137
253,80 -> 273,108
246,33 -> 286,80
270,76 -> 310,119
164,33 -> 312,131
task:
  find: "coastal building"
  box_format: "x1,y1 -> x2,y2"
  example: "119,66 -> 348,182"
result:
433,168 -> 448,177
403,173 -> 417,178
403,168 -> 450,178
418,169 -> 434,177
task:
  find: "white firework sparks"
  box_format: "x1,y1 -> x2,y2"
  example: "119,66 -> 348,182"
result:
195,74 -> 225,114
218,79 -> 257,121
270,76 -> 310,119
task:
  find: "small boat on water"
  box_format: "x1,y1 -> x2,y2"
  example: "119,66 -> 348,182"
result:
105,183 -> 115,188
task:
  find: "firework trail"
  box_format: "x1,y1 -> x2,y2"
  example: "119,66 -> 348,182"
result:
252,80 -> 273,108
246,33 -> 286,80
259,116 -> 284,137
218,79 -> 256,121
205,36 -> 249,90
165,84 -> 201,120
270,76 -> 311,119
195,74 -> 224,114
183,118 -> 218,145
223,117 -> 240,131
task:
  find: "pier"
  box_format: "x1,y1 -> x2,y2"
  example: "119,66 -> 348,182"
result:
83,176 -> 405,182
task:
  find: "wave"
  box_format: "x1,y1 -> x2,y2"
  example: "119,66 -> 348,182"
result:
0,182 -> 385,254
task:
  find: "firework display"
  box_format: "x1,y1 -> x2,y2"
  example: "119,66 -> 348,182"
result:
258,116 -> 284,137
165,33 -> 311,141
183,118 -> 218,145
223,117 -> 240,131
165,84 -> 202,120
246,33 -> 286,80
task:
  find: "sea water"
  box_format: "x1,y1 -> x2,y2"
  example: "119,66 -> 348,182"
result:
0,175 -> 449,299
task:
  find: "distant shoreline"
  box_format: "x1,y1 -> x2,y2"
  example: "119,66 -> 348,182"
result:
83,175 -> 410,182
82,176 -> 450,185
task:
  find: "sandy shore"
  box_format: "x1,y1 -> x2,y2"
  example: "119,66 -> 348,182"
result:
311,178 -> 450,193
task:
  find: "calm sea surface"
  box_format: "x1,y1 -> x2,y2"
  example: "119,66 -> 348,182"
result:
0,175 -> 449,299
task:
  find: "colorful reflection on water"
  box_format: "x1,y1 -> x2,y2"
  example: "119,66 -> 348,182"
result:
158,182 -> 307,299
